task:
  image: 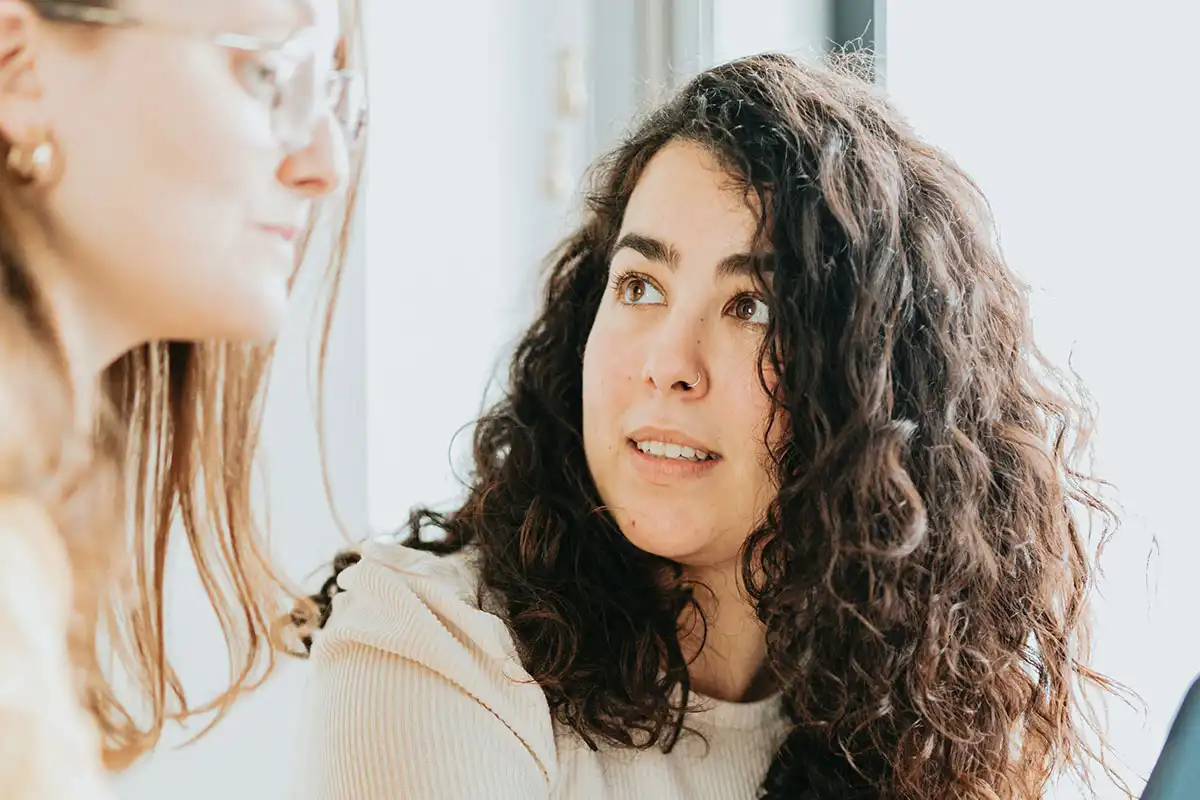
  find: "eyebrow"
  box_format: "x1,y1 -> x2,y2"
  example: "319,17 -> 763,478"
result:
612,232 -> 774,279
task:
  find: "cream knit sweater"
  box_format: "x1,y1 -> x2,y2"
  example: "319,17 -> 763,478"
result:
296,540 -> 789,799
0,497 -> 112,800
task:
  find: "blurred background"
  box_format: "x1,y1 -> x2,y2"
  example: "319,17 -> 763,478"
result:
116,1 -> 1198,798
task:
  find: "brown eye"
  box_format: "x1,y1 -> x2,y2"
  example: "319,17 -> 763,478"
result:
616,274 -> 664,305
731,295 -> 769,324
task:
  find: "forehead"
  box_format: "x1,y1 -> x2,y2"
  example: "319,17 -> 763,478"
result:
126,0 -> 340,37
621,142 -> 759,249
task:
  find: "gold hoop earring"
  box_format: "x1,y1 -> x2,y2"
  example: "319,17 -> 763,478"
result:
7,131 -> 60,186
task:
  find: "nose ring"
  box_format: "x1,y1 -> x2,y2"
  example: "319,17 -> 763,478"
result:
683,372 -> 702,390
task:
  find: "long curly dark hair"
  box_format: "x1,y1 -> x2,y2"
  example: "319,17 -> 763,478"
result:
301,53 -> 1124,798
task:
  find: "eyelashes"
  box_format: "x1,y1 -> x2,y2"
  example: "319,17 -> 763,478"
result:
610,270 -> 662,305
609,269 -> 770,326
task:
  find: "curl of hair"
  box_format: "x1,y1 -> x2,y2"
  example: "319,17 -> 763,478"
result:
304,52 -> 1122,798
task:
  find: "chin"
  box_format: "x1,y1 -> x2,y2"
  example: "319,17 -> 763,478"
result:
225,299 -> 290,344
615,510 -> 751,572
166,285 -> 291,345
612,506 -> 711,563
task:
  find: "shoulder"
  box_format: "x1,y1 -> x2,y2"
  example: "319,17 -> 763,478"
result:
314,538 -> 518,666
309,538 -> 557,780
0,496 -> 112,799
0,494 -> 60,548
0,495 -> 72,634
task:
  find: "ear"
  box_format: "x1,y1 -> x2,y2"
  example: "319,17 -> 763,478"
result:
0,0 -> 47,147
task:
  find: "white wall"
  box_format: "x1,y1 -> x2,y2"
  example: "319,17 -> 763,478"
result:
712,0 -> 830,65
886,2 -> 1200,796
364,0 -> 589,532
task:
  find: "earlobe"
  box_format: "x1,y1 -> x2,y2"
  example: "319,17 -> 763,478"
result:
0,0 -> 47,148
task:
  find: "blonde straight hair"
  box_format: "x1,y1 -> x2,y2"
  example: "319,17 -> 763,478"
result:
0,0 -> 367,770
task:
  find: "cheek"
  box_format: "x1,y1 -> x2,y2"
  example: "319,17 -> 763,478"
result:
45,43 -> 294,338
725,348 -> 781,466
129,51 -> 276,216
63,38 -> 276,181
754,367 -> 782,433
582,310 -> 640,440
71,41 -> 277,225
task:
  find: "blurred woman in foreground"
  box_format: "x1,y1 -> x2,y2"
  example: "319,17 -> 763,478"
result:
0,0 -> 364,796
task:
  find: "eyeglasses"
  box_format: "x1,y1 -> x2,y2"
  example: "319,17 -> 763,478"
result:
31,2 -> 367,153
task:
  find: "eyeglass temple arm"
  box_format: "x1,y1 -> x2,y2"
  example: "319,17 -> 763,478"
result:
29,2 -> 134,26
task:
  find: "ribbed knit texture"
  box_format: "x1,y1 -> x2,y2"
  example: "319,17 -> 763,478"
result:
296,540 -> 789,799
0,497 -> 112,800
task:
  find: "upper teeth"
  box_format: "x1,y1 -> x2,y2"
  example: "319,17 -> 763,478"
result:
635,440 -> 714,461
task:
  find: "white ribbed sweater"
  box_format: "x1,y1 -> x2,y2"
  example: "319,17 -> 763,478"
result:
0,497 -> 112,800
296,540 -> 789,799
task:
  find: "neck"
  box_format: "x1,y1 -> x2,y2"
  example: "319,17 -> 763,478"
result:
678,559 -> 774,703
19,238 -> 131,429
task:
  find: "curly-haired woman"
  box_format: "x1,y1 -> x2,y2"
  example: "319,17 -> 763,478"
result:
295,53 -> 1118,799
